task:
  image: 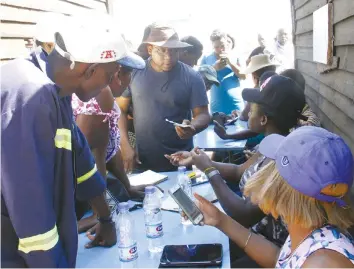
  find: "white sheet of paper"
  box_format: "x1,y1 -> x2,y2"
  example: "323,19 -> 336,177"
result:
128,170 -> 168,187
161,195 -> 180,212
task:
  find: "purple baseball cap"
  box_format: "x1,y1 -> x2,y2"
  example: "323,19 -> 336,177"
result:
259,126 -> 353,207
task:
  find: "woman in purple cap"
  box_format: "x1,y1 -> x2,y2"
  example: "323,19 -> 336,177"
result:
186,126 -> 354,268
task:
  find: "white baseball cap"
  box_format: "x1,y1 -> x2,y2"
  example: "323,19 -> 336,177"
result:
54,15 -> 129,68
34,12 -> 66,43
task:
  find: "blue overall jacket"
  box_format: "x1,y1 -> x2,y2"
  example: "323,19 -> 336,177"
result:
1,49 -> 106,267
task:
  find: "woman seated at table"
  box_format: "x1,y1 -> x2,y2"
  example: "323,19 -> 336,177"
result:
72,52 -> 147,232
165,75 -> 307,266
187,126 -> 354,268
213,54 -> 277,148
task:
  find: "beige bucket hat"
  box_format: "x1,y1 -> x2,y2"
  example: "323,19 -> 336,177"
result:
241,54 -> 279,74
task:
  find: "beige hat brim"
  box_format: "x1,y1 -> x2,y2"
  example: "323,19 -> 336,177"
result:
241,62 -> 279,75
143,40 -> 192,48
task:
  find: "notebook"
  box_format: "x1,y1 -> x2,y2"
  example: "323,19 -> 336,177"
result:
128,170 -> 168,187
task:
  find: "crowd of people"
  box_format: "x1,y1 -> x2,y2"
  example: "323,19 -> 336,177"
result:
1,13 -> 354,268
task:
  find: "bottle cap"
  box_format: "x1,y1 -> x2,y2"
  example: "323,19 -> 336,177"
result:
178,166 -> 187,173
118,202 -> 129,211
145,186 -> 156,194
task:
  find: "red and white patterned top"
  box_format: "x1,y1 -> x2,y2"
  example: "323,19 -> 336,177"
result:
72,94 -> 120,162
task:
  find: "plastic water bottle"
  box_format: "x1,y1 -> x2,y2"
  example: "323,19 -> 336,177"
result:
143,186 -> 164,252
177,166 -> 192,225
116,202 -> 138,265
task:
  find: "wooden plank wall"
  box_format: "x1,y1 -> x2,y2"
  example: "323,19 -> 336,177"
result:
0,0 -> 108,62
292,0 -> 354,152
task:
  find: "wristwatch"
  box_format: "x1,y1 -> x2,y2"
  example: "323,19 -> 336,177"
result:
206,169 -> 220,180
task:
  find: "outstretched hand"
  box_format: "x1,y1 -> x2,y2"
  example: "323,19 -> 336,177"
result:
181,193 -> 224,227
165,151 -> 193,167
175,120 -> 196,140
213,120 -> 228,139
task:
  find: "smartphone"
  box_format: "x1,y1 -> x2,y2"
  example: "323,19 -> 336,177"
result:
225,116 -> 239,126
160,244 -> 223,267
165,118 -> 188,128
168,185 -> 203,225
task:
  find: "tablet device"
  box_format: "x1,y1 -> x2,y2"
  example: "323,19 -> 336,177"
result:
159,244 -> 223,267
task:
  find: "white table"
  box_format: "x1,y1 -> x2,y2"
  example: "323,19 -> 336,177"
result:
76,172 -> 230,268
193,120 -> 248,151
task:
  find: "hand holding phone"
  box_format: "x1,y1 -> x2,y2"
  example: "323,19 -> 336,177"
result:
168,186 -> 204,225
165,118 -> 188,128
180,193 -> 224,228
225,116 -> 239,125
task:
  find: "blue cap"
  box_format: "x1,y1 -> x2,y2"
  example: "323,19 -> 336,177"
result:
259,71 -> 277,87
145,186 -> 156,194
178,166 -> 187,173
117,51 -> 145,70
259,126 -> 354,206
198,65 -> 220,86
118,202 -> 129,211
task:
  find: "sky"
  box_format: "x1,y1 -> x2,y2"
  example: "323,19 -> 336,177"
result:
112,0 -> 293,58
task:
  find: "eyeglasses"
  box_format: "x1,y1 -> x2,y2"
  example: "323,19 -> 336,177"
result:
153,46 -> 179,57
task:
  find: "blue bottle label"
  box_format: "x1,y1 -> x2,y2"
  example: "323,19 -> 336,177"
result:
145,222 -> 163,238
119,242 -> 138,262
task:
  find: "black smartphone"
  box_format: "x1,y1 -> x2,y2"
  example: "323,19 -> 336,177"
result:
160,244 -> 223,267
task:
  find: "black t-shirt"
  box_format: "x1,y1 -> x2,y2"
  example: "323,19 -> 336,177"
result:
122,60 -> 208,172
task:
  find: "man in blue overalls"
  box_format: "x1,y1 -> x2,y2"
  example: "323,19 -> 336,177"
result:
1,17 -> 130,267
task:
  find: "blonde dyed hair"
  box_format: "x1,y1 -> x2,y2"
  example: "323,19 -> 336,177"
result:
244,161 -> 354,231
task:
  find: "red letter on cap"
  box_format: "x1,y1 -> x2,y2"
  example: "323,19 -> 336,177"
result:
101,50 -> 116,59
